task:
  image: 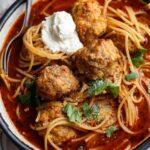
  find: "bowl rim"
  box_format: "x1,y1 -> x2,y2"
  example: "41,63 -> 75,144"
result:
0,2 -> 32,150
0,0 -> 150,150
0,0 -> 24,31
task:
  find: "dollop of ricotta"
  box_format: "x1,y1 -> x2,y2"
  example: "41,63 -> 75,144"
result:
41,11 -> 83,55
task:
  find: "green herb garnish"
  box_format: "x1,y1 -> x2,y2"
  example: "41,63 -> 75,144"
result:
19,80 -> 41,106
132,48 -> 148,68
87,80 -> 108,97
82,102 -> 100,121
87,80 -> 119,98
82,102 -> 91,118
125,72 -> 138,81
19,93 -> 32,105
107,84 -> 119,98
62,104 -> 82,123
106,126 -> 117,138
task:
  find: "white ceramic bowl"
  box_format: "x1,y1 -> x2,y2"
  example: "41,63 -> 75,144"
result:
0,0 -> 150,150
0,0 -> 39,149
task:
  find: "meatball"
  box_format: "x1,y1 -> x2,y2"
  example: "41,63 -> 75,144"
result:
96,97 -> 118,128
72,0 -> 107,43
37,65 -> 79,101
36,101 -> 63,123
74,39 -> 122,84
84,97 -> 118,128
35,102 -> 77,145
51,126 -> 77,145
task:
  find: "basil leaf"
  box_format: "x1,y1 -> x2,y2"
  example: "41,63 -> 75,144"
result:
87,80 -> 108,97
106,126 -> 117,138
125,72 -> 138,81
62,104 -> 82,123
148,85 -> 150,94
132,48 -> 148,67
107,85 -> 119,98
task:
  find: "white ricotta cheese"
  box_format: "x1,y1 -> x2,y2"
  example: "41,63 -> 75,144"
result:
41,11 -> 83,55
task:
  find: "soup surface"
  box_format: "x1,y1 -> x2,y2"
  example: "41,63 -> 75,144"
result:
0,0 -> 150,150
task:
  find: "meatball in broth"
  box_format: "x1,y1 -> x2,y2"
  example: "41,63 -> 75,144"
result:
37,65 -> 79,101
74,39 -> 122,85
34,101 -> 77,145
72,0 -> 107,43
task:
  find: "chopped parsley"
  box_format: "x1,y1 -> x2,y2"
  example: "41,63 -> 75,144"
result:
62,104 -> 82,123
132,48 -> 148,68
87,80 -> 119,98
106,126 -> 117,138
125,72 -> 138,81
19,80 -> 41,106
82,102 -> 100,121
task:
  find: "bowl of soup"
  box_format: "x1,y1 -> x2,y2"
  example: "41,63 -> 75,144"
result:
0,0 -> 150,150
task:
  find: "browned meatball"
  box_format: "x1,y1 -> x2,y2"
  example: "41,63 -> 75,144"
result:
96,97 -> 118,128
72,0 -> 107,43
74,39 -> 122,84
37,65 -> 79,101
82,96 -> 118,128
51,126 -> 77,145
35,101 -> 77,145
36,101 -> 63,123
